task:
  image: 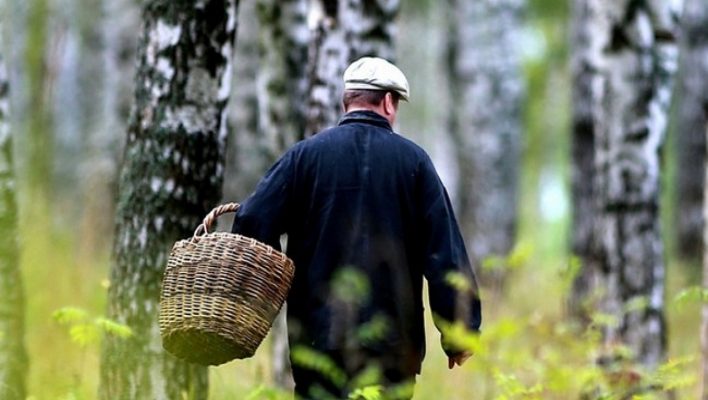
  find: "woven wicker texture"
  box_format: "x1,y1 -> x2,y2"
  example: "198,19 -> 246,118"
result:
159,203 -> 295,366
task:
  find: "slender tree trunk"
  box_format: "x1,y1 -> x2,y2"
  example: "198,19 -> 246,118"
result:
224,0 -> 260,202
305,0 -> 399,136
254,0 -> 309,388
78,0 -> 140,263
569,0 -> 599,318
589,0 -> 681,368
306,1 -> 350,135
26,0 -> 52,202
256,0 -> 308,152
99,2 -> 238,398
675,0 -> 708,261
703,116 -> 708,400
0,45 -> 28,400
446,0 -> 524,282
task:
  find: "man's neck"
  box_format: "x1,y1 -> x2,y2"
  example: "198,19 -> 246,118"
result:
345,106 -> 394,126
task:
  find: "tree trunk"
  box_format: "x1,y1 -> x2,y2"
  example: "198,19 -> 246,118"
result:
256,0 -> 308,152
78,0 -> 140,263
0,44 -> 28,400
254,0 -> 309,389
675,0 -> 708,261
224,0 -> 260,202
446,0 -> 524,282
99,1 -> 238,398
26,0 -> 53,202
589,0 -> 681,368
569,0 -> 599,318
305,0 -> 399,136
703,115 -> 708,400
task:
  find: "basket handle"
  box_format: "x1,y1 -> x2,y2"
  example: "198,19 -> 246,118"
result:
193,203 -> 241,239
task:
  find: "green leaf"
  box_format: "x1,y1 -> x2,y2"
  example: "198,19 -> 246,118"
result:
589,312 -> 620,329
53,307 -> 89,325
445,271 -> 472,292
507,242 -> 533,269
95,317 -> 133,339
69,323 -> 99,348
348,385 -> 383,400
357,314 -> 390,344
672,286 -> 708,308
290,345 -> 346,388
331,267 -> 370,304
623,296 -> 649,314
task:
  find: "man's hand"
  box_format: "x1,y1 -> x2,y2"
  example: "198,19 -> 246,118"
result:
448,351 -> 472,369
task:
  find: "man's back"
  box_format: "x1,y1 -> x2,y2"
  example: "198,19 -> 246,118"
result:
233,110 -> 480,379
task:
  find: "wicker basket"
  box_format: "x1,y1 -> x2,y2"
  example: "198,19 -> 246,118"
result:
159,203 -> 295,366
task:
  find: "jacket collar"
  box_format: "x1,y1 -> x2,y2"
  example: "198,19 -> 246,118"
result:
338,110 -> 393,131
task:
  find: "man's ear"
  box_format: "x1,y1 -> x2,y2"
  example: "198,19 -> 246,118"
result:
384,92 -> 397,115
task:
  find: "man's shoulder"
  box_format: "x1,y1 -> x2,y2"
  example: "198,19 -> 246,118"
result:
296,124 -> 432,162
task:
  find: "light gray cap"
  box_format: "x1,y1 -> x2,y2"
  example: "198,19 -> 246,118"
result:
343,57 -> 410,101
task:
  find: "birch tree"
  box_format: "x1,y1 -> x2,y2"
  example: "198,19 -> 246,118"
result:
256,0 -> 309,154
583,0 -> 681,367
224,0 -> 260,202
99,1 -> 238,398
306,0 -> 399,135
0,45 -> 27,400
703,116 -> 708,400
569,0 -> 598,318
675,0 -> 708,260
255,0 -> 309,388
446,0 -> 524,282
78,0 -> 140,261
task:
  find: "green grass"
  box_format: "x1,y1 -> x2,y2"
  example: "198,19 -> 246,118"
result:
18,196 -> 702,399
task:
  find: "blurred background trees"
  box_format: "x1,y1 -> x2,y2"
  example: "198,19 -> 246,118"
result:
675,0 -> 708,263
0,41 -> 27,400
446,0 -> 525,288
98,1 -> 238,398
0,0 -> 707,398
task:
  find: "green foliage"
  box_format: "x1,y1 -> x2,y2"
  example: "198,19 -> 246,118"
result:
52,307 -> 89,325
331,267 -> 371,304
357,314 -> 391,344
444,271 -> 473,292
349,385 -> 383,400
95,317 -> 134,339
244,384 -> 285,400
290,345 -> 347,389
494,370 -> 544,399
481,242 -> 534,274
53,306 -> 133,348
672,286 -> 708,308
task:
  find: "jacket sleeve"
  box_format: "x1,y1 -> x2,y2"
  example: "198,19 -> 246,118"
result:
417,155 -> 481,356
231,149 -> 295,251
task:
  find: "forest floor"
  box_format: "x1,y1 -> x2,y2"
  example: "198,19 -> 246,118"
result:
19,198 -> 702,400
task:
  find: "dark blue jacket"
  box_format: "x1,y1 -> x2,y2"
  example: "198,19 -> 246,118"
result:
232,110 -> 481,376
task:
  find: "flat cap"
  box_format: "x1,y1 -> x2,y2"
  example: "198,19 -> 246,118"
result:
343,57 -> 410,101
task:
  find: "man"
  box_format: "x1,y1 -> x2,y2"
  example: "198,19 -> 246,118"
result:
232,57 -> 481,399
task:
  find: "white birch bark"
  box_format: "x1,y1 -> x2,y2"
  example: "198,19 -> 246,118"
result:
588,0 -> 682,368
675,0 -> 708,260
224,0 -> 261,202
569,0 -> 599,318
305,0 -> 352,135
255,0 -> 309,389
256,0 -> 309,150
446,0 -> 524,277
77,0 -> 140,260
99,1 -> 238,398
305,0 -> 399,135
